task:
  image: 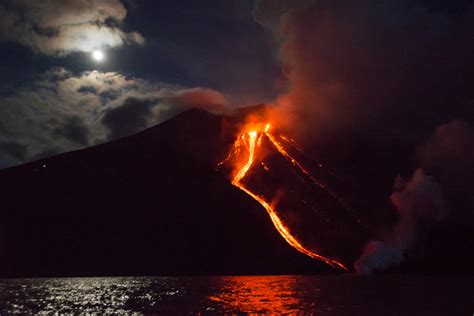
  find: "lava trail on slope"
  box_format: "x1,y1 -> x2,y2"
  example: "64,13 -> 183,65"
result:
220,122 -> 350,270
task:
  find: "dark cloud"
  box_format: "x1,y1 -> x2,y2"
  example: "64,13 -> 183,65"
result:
0,122 -> 10,136
99,90 -> 120,103
102,88 -> 232,140
102,97 -> 157,140
77,86 -> 98,94
53,116 -> 90,146
0,141 -> 28,161
0,0 -> 144,56
0,68 -> 229,168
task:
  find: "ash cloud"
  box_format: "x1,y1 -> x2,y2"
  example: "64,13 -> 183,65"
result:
0,0 -> 144,56
0,68 -> 229,167
254,0 -> 474,139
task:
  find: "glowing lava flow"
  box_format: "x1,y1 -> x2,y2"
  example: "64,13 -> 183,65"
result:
230,128 -> 348,271
266,133 -> 327,190
268,132 -> 352,212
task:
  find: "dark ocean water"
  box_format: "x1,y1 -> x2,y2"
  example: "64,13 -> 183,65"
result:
0,275 -> 471,315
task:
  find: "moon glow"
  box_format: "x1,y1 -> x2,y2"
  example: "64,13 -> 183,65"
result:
92,50 -> 104,61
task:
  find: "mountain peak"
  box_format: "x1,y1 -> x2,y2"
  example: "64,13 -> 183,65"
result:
0,104 -> 335,277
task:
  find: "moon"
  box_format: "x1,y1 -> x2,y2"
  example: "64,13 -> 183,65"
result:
92,50 -> 104,62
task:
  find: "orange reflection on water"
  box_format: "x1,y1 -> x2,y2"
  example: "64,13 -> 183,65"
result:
207,276 -> 305,314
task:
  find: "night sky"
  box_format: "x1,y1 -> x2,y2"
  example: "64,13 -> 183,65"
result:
0,0 -> 473,276
0,0 -> 472,168
0,0 -> 281,168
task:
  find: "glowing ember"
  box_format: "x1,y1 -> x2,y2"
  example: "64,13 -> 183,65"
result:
226,124 -> 348,271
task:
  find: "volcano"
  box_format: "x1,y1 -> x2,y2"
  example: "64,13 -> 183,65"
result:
0,106 -> 367,277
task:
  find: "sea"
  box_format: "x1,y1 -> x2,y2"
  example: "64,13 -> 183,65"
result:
0,275 -> 471,315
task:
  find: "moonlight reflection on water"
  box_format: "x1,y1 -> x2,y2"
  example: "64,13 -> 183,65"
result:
0,276 -> 470,314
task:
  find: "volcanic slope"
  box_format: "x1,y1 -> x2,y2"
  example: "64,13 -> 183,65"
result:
0,107 -> 361,277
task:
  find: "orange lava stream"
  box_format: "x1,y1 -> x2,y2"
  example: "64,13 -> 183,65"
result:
266,133 -> 350,210
231,131 -> 347,271
279,134 -> 303,152
266,133 -> 327,190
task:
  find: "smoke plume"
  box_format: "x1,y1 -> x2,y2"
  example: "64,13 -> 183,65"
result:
355,168 -> 448,275
356,120 -> 474,274
254,0 -> 474,139
254,0 -> 474,274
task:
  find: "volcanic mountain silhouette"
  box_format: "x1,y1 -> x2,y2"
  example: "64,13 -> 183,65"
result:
0,106 -> 364,277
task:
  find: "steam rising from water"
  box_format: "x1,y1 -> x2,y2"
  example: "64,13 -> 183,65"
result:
355,169 -> 448,275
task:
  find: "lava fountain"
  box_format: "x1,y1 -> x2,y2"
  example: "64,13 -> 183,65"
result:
222,123 -> 348,271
